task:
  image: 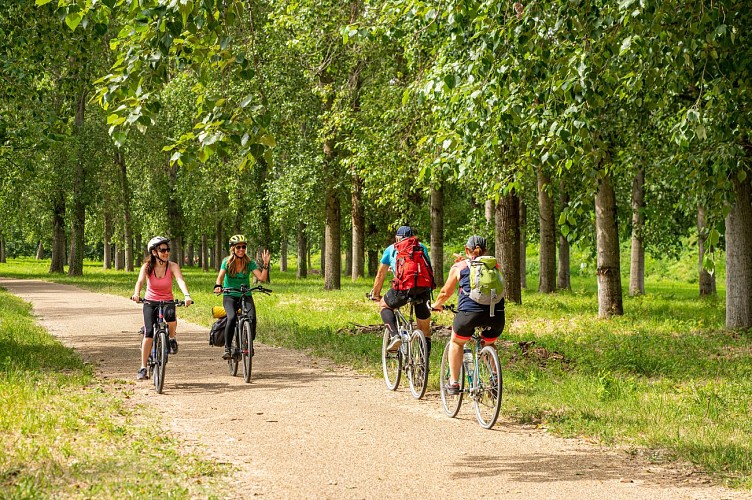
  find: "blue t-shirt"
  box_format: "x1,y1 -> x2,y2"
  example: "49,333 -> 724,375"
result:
380,242 -> 432,275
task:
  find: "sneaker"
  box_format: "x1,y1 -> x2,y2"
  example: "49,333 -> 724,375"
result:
169,338 -> 178,354
137,367 -> 148,380
445,382 -> 460,396
222,349 -> 233,360
386,334 -> 402,353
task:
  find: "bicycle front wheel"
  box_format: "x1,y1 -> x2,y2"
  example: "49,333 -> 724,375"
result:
407,329 -> 429,399
241,320 -> 253,383
381,328 -> 402,390
153,325 -> 168,394
474,345 -> 502,429
440,341 -> 464,417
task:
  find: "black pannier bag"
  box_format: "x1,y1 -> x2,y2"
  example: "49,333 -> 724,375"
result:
209,316 -> 228,347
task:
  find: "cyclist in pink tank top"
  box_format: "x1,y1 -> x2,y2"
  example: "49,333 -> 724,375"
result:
131,236 -> 193,381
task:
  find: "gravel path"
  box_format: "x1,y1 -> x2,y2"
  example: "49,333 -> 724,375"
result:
1,278 -> 745,500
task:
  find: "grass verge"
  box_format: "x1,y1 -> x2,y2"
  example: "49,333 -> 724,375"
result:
0,287 -> 229,497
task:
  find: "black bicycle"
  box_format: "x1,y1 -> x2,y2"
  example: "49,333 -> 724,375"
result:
219,285 -> 272,383
137,298 -> 185,394
438,304 -> 503,429
368,292 -> 430,399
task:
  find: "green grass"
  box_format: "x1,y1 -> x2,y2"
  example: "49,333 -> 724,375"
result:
1,252 -> 751,490
0,288 -> 230,497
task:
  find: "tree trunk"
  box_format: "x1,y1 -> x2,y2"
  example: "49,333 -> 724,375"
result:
351,173 -> 365,280
518,199 -> 527,290
116,150 -> 134,272
629,168 -> 645,296
697,206 -> 716,296
537,167 -> 556,293
201,234 -> 209,272
595,172 -> 623,318
324,187 -> 341,290
68,89 -> 87,277
320,234 -> 326,275
496,189 -> 521,304
725,172 -> 752,329
36,241 -> 44,260
103,213 -> 112,269
485,199 -> 495,233
430,182 -> 445,286
280,225 -> 288,272
134,235 -> 143,269
558,184 -> 571,290
0,237 -> 5,263
49,191 -> 66,273
345,245 -> 352,276
214,220 -> 224,271
297,222 -> 308,279
114,244 -> 122,270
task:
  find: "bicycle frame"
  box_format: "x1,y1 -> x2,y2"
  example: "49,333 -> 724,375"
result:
138,299 -> 185,394
220,285 -> 272,382
380,298 -> 430,399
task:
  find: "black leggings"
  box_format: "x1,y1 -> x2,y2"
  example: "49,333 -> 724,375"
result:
223,295 -> 257,350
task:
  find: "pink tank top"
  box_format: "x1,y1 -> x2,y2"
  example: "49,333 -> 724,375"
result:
145,264 -> 174,301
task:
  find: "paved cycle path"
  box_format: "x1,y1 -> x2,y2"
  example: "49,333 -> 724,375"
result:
1,278 -> 745,500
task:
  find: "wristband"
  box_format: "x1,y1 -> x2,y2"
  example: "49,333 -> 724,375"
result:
263,265 -> 269,270
214,284 -> 222,289
184,294 -> 191,299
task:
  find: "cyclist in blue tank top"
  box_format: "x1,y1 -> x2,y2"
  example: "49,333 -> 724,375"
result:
432,235 -> 505,395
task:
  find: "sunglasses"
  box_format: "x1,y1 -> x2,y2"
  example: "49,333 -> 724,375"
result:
235,245 -> 247,250
157,247 -> 170,253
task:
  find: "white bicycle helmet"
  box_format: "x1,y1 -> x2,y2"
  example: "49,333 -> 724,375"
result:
147,236 -> 170,252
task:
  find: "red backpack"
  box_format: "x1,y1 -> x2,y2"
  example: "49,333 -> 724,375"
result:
391,237 -> 436,291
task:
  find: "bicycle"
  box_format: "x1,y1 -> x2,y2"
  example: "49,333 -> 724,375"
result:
367,292 -> 429,399
218,285 -> 272,383
438,304 -> 503,429
137,298 -> 186,394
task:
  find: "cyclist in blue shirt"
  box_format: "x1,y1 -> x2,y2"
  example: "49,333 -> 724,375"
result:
370,226 -> 433,356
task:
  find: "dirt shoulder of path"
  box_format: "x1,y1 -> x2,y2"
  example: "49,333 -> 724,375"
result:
1,277 -> 746,500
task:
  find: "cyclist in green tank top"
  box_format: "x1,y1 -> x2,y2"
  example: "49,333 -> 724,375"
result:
214,234 -> 271,359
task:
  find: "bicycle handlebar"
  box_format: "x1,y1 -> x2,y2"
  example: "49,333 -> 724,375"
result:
220,285 -> 273,295
136,298 -> 187,306
433,303 -> 457,313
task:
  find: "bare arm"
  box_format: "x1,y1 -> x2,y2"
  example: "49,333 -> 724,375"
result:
371,263 -> 390,299
131,264 -> 148,301
170,262 -> 192,306
432,266 -> 461,310
251,249 -> 271,282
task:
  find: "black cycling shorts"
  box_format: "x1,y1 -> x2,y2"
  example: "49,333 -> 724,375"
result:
142,303 -> 176,338
384,287 -> 432,320
453,308 -> 505,340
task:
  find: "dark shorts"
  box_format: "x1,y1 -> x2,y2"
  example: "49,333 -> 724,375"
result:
384,287 -> 432,320
142,303 -> 176,338
453,308 -> 505,340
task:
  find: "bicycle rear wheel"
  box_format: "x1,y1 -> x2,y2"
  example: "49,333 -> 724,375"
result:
474,345 -> 502,429
407,329 -> 429,399
381,328 -> 402,390
241,320 -> 253,383
440,341 -> 464,417
227,327 -> 239,376
153,325 -> 168,394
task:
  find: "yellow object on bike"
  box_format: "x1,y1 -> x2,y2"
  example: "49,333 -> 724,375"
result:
212,306 -> 227,319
